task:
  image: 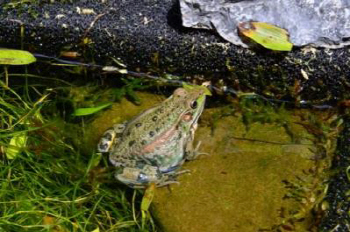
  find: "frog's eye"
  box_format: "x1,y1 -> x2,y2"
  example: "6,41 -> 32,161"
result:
190,100 -> 198,109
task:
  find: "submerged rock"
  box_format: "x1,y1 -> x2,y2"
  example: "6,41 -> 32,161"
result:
152,109 -> 320,231
86,90 -> 336,231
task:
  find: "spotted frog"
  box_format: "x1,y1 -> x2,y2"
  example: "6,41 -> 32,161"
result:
97,84 -> 211,188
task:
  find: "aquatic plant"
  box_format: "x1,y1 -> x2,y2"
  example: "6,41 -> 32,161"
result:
0,49 -> 36,87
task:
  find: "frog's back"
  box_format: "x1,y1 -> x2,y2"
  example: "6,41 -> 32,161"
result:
111,96 -> 186,157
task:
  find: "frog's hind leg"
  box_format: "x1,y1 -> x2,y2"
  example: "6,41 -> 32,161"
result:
97,122 -> 127,153
114,164 -> 165,188
115,164 -> 189,188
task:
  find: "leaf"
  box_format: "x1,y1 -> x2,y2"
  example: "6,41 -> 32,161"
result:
110,56 -> 127,68
91,227 -> 100,232
238,21 -> 293,51
43,215 -> 55,225
102,66 -> 128,74
125,86 -> 141,105
183,83 -> 212,96
141,183 -> 156,228
141,183 -> 156,212
87,153 -> 102,173
72,103 -> 112,116
43,215 -> 69,232
6,132 -> 27,159
0,49 -> 36,65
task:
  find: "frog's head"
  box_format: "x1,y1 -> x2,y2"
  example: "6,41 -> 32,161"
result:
173,84 -> 211,126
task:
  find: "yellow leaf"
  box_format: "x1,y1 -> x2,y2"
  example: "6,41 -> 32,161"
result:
0,49 -> 36,65
6,132 -> 27,159
238,21 -> 293,51
141,183 -> 156,213
43,215 -> 55,225
141,183 -> 156,228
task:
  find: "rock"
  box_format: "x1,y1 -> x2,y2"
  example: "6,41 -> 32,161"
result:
1,0 -> 350,101
152,108 -> 320,232
181,0 -> 350,48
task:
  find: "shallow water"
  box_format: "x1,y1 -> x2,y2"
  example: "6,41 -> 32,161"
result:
86,90 -> 336,231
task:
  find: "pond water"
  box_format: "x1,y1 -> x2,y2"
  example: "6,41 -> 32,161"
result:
1,73 -> 342,231
85,90 -> 337,231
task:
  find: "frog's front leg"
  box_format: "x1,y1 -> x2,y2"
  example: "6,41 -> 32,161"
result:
184,140 -> 206,160
97,122 -> 127,153
184,126 -> 208,160
178,122 -> 203,160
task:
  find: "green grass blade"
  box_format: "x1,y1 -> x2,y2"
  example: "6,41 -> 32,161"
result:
72,103 -> 112,116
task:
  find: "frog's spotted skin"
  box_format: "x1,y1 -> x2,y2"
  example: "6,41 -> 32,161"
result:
97,86 -> 210,188
97,122 -> 126,153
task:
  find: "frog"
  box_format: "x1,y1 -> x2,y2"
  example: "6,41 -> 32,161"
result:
97,84 -> 211,188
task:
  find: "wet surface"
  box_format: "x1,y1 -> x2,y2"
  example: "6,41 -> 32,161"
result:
152,108 -> 318,232
86,91 -> 334,231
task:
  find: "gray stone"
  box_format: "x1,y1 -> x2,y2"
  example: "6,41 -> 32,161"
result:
181,0 -> 350,48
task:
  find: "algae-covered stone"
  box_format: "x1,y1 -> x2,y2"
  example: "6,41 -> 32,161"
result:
151,109 -> 319,232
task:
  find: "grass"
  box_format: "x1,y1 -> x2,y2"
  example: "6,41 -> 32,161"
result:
0,73 -> 156,231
